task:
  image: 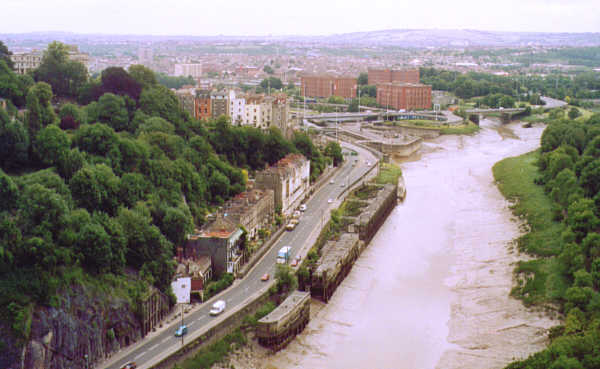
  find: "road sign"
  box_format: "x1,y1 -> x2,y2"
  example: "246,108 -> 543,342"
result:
171,277 -> 191,304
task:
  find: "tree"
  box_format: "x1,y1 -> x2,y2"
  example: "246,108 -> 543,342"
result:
260,77 -> 283,91
128,64 -> 157,89
25,82 -> 57,135
73,123 -> 118,157
567,198 -> 600,243
263,65 -> 274,75
0,41 -> 14,70
0,168 -> 18,211
160,206 -> 193,246
580,159 -> 600,197
97,93 -> 129,132
0,111 -> 29,170
324,141 -> 344,166
33,41 -> 87,98
0,60 -> 28,107
76,222 -> 112,274
99,67 -> 142,101
59,103 -> 84,126
568,107 -> 581,120
358,72 -> 368,86
139,85 -> 185,129
70,164 -> 120,215
33,125 -> 70,166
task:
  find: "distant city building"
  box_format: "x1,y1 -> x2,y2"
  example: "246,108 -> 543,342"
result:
255,153 -> 310,216
138,47 -> 154,65
300,75 -> 356,99
10,50 -> 42,75
210,91 -> 228,119
175,63 -> 203,78
376,83 -> 432,111
66,45 -> 90,69
175,89 -> 196,117
368,68 -> 420,85
270,94 -> 291,137
195,90 -> 212,121
229,90 -> 246,125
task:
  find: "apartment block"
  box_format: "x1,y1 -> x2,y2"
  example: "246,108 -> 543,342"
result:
368,68 -> 420,85
228,90 -> 246,125
210,91 -> 228,119
300,75 -> 357,99
195,90 -> 212,121
376,83 -> 432,111
175,63 -> 203,78
10,51 -> 42,75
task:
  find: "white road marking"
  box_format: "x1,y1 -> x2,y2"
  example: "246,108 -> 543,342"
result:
149,343 -> 159,351
161,336 -> 170,343
134,350 -> 147,360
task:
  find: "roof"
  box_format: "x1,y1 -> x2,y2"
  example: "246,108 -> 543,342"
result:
192,216 -> 238,239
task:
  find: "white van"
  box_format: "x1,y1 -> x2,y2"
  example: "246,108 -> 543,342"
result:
209,300 -> 226,316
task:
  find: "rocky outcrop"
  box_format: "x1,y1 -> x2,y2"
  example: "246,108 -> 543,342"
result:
2,284 -> 146,369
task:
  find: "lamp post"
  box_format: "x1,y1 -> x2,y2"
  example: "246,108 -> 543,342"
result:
84,354 -> 89,369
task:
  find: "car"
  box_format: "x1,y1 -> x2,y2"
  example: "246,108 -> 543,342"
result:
328,198 -> 333,203
299,204 -> 307,212
340,182 -> 345,187
261,273 -> 270,281
174,324 -> 188,337
121,362 -> 137,369
330,179 -> 335,184
292,210 -> 301,219
366,161 -> 372,166
210,300 -> 226,316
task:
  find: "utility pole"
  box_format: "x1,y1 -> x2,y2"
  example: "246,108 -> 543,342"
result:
335,107 -> 338,143
180,303 -> 184,346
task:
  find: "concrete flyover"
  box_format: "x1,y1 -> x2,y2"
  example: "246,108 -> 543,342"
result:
303,110 -> 448,123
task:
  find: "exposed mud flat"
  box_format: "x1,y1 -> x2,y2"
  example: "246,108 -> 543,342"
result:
221,120 -> 557,369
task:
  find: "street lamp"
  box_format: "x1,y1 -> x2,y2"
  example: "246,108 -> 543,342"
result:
84,354 -> 89,369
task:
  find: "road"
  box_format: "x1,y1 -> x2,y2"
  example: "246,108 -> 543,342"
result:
541,96 -> 567,109
104,141 -> 377,369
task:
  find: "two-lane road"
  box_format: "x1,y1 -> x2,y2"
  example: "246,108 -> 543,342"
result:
105,141 -> 377,369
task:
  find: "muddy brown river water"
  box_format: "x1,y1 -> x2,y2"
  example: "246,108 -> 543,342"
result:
228,119 -> 558,369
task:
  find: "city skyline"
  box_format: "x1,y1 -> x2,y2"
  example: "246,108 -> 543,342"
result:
2,0 -> 600,36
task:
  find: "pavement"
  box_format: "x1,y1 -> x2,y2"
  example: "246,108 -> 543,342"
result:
100,141 -> 377,369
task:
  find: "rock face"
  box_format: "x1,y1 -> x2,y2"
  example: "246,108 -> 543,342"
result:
3,284 -> 144,369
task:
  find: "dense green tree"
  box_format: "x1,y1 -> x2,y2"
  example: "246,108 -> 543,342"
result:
263,65 -> 274,75
0,60 -> 31,107
567,199 -> 600,243
160,206 -> 193,246
0,41 -> 14,70
569,107 -> 581,120
69,164 -> 120,215
155,73 -> 195,90
33,125 -> 70,166
25,82 -> 56,135
97,93 -> 129,131
76,222 -> 112,274
0,112 -> 29,170
99,67 -> 142,101
128,64 -> 157,89
549,169 -> 580,209
260,77 -> 283,91
18,183 -> 69,237
56,148 -> 85,180
324,141 -> 344,166
59,103 -> 84,125
73,123 -> 118,157
33,41 -> 87,98
0,168 -> 18,211
136,116 -> 175,135
139,85 -> 185,129
119,172 -> 150,207
357,72 -> 368,85
580,159 -> 600,197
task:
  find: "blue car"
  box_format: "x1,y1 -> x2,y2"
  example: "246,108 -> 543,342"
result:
174,324 -> 188,337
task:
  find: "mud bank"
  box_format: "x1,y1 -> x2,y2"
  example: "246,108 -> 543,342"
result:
223,119 -> 557,369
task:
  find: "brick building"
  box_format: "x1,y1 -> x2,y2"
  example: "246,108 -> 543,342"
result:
222,189 -> 275,239
376,83 -> 432,111
368,68 -> 420,85
300,75 -> 356,99
195,90 -> 212,121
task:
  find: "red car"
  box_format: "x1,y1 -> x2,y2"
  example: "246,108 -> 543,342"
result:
261,273 -> 270,281
121,362 -> 137,369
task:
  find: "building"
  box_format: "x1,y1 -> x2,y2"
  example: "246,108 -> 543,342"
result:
245,95 -> 271,129
255,154 -> 310,216
222,189 -> 275,239
195,90 -> 212,121
186,217 -> 244,277
368,68 -> 420,85
376,83 -> 432,111
175,63 -> 203,78
228,90 -> 246,125
175,89 -> 196,118
174,254 -> 212,301
270,94 -> 291,137
210,91 -> 229,119
66,45 -> 90,69
10,51 -> 42,75
300,75 -> 356,99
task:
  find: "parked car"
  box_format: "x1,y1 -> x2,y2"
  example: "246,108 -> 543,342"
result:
292,210 -> 301,219
299,204 -> 307,212
328,198 -> 333,203
174,325 -> 188,337
210,300 -> 226,316
121,362 -> 137,369
261,273 -> 270,281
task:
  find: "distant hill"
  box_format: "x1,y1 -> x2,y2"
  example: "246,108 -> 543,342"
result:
2,29 -> 600,48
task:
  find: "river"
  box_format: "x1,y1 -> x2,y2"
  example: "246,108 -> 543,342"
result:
226,119 -> 557,369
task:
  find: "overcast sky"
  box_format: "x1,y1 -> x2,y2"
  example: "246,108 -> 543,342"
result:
2,0 -> 599,36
